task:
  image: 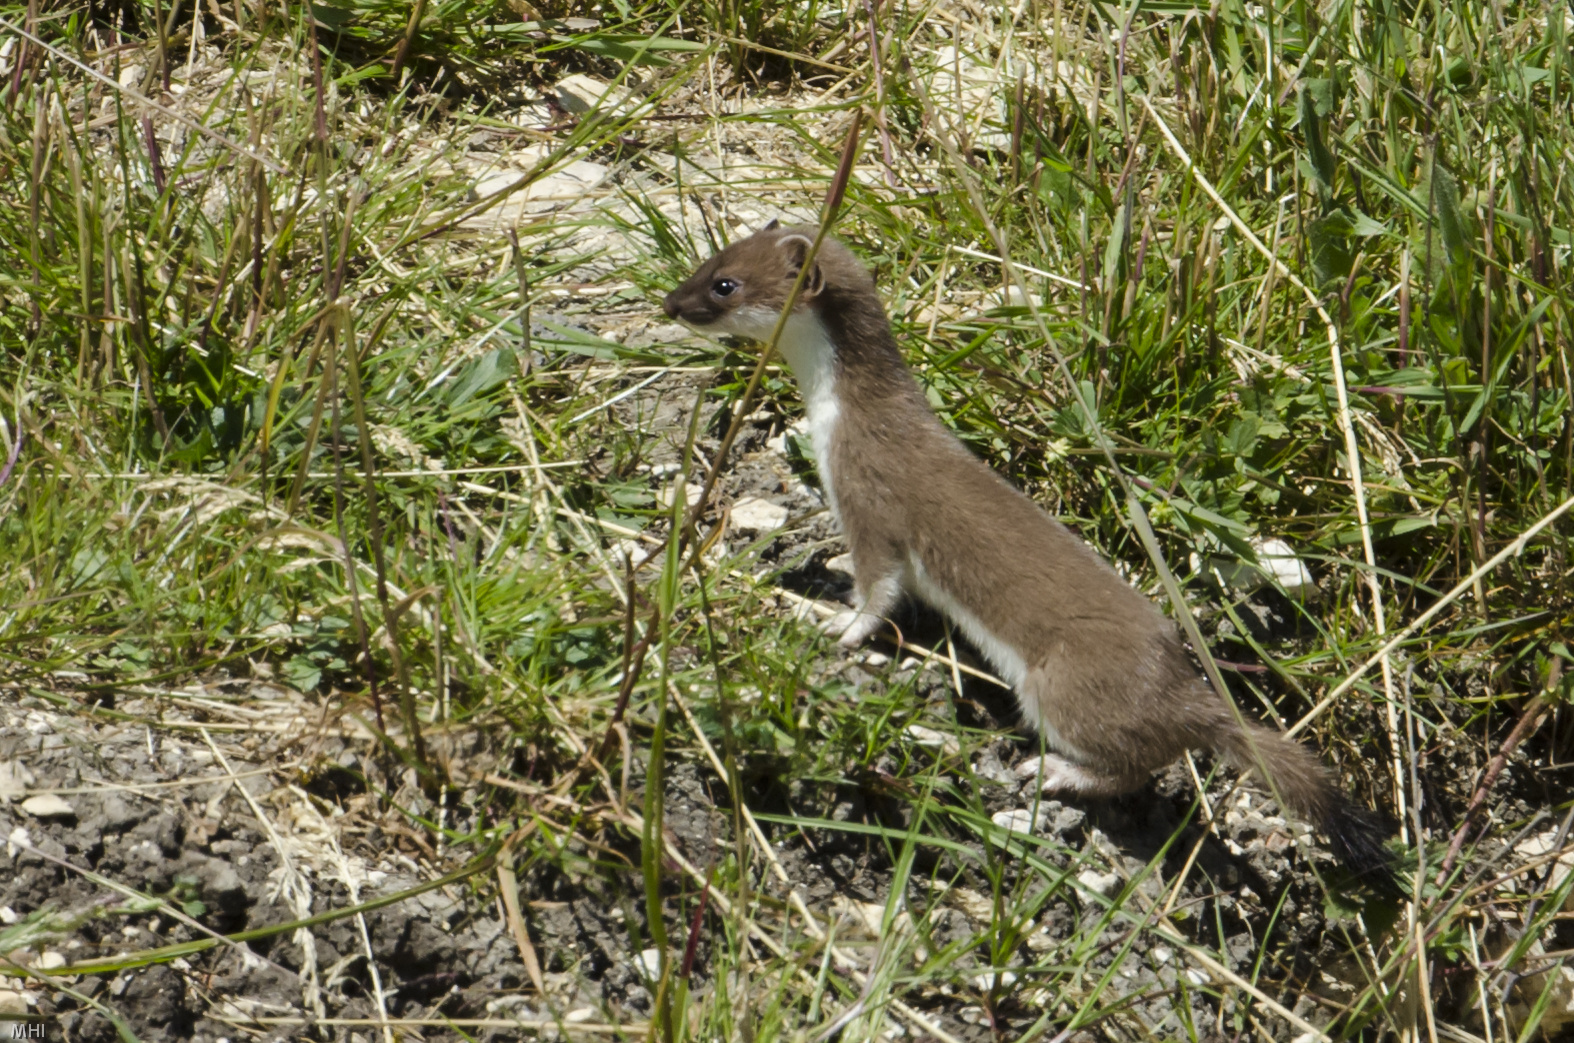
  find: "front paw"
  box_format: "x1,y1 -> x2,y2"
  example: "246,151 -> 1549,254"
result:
823,609 -> 885,649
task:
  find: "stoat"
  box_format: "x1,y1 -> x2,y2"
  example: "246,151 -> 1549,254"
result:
662,222 -> 1398,890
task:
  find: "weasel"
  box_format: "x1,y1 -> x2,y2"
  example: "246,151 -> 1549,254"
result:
662,222 -> 1398,890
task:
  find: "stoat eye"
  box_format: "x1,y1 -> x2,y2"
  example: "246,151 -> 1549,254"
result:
711,278 -> 738,298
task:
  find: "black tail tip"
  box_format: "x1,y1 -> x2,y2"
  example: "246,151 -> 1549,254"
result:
1324,801 -> 1405,900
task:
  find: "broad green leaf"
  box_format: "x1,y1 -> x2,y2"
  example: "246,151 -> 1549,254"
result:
1299,84 -> 1336,196
447,346 -> 518,407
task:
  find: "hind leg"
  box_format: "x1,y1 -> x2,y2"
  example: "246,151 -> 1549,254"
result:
1016,665 -> 1172,798
1019,754 -> 1147,798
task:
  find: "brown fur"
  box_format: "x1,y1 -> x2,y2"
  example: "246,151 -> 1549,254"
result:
663,224 -> 1398,891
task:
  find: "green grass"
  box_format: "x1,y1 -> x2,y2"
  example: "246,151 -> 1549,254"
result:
2,0 -> 1573,1039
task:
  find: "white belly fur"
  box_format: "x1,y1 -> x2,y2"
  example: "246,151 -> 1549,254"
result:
906,557 -> 1086,762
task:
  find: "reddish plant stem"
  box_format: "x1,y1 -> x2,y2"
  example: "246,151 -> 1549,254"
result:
1437,660 -> 1562,883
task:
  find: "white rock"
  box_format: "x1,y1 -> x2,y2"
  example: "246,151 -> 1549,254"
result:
37,952 -> 66,970
655,482 -> 704,510
862,651 -> 890,668
972,969 -> 1018,988
644,323 -> 690,344
944,886 -> 995,923
765,418 -> 811,456
991,809 -> 1041,835
1076,869 -> 1122,897
554,73 -> 633,115
474,160 -> 609,204
634,948 -> 663,980
1517,828 -> 1574,904
463,157 -> 610,227
990,285 -> 1045,310
0,762 -> 34,802
728,497 -> 788,534
615,539 -> 654,568
1250,537 -> 1316,597
486,996 -> 531,1014
1194,536 -> 1316,600
0,989 -> 26,1014
972,751 -> 1017,785
1025,927 -> 1057,952
905,725 -> 959,754
472,169 -> 527,199
20,794 -> 74,819
830,896 -> 888,937
564,1007 -> 597,1023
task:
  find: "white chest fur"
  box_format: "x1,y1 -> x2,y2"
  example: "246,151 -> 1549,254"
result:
774,314 -> 842,516
720,307 -> 841,516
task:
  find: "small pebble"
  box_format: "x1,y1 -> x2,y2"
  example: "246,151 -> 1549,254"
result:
634,948 -> 662,980
904,725 -> 959,754
729,497 -> 789,533
990,809 -> 1040,835
1076,869 -> 1121,897
20,795 -> 74,819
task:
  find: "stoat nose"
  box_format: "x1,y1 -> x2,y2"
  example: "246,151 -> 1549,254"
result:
661,293 -> 680,320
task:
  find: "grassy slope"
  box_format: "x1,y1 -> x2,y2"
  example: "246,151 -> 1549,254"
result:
1,0 -> 1572,1038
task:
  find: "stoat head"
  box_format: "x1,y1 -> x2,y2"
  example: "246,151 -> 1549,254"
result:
662,220 -> 837,342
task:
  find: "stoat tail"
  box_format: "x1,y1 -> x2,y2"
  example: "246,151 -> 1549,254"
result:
1217,722 -> 1402,897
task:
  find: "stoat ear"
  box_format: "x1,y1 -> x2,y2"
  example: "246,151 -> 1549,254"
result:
777,234 -> 826,299
762,218 -> 780,231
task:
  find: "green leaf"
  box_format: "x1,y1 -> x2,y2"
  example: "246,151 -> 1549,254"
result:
1224,413 -> 1261,457
1429,158 -> 1474,289
1349,210 -> 1388,237
1308,211 -> 1356,287
1102,201 -> 1129,290
1299,84 -> 1336,196
1302,77 -> 1335,118
71,547 -> 111,584
569,34 -> 704,66
310,2 -> 355,30
447,346 -> 518,407
284,656 -> 323,692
